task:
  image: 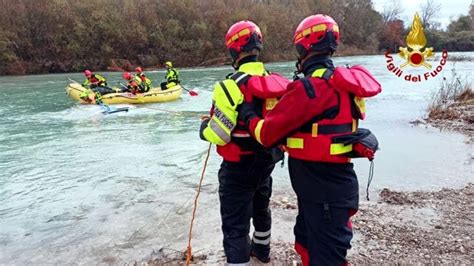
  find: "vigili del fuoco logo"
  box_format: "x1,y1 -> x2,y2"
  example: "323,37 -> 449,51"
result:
385,12 -> 448,82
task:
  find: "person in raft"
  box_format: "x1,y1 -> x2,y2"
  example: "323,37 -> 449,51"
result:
123,72 -> 147,94
82,70 -> 116,95
199,20 -> 291,264
160,61 -> 180,91
79,88 -> 103,105
238,14 -> 382,265
135,67 -> 152,92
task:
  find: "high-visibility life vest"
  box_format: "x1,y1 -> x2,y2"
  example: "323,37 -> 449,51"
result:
202,62 -> 289,159
127,75 -> 145,92
284,68 -> 366,163
138,73 -> 152,90
166,68 -> 179,83
79,88 -> 103,104
83,74 -> 107,87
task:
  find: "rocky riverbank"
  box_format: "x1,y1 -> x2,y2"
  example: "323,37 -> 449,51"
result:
146,183 -> 473,265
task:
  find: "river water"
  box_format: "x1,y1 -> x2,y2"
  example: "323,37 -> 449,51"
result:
0,53 -> 472,263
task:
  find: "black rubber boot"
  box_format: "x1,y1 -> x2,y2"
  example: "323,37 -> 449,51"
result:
250,241 -> 270,263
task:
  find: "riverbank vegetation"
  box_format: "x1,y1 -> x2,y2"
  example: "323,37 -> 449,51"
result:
0,0 -> 472,75
427,69 -> 474,139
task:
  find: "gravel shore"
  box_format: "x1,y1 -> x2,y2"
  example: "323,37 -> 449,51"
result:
148,183 -> 473,265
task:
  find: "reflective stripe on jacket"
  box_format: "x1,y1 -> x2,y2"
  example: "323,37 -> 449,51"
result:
247,67 -> 374,163
284,68 -> 356,163
200,61 -> 289,162
202,79 -> 244,145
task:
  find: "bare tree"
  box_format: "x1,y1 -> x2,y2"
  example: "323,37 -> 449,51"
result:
420,0 -> 441,29
382,0 -> 403,23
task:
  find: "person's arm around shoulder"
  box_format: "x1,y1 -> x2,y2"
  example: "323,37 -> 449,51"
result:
242,78 -> 338,147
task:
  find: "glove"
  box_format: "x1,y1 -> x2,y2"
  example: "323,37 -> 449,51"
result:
199,116 -> 211,141
238,100 -> 258,126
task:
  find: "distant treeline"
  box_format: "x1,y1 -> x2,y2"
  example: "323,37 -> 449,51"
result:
0,0 -> 472,75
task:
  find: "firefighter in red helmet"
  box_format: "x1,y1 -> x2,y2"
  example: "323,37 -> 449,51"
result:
82,70 -> 108,89
239,14 -> 381,265
81,70 -> 117,97
135,67 -> 152,92
123,72 -> 144,94
199,20 -> 290,264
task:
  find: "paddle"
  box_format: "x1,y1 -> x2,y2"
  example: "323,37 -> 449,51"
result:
99,103 -> 128,114
67,77 -> 83,86
163,79 -> 198,96
182,85 -> 198,96
118,82 -> 129,92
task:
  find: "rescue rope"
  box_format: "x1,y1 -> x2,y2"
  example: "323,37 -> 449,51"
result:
185,142 -> 212,265
140,105 -> 182,113
366,160 -> 375,200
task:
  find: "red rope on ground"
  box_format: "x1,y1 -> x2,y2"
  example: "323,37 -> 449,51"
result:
185,142 -> 212,265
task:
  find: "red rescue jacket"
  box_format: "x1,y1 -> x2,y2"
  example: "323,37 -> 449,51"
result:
248,65 -> 381,163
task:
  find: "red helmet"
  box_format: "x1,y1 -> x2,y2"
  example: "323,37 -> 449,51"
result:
293,14 -> 340,58
225,20 -> 263,60
84,70 -> 92,77
135,67 -> 142,73
123,72 -> 133,80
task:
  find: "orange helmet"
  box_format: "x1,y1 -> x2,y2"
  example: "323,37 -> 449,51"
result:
135,67 -> 142,73
293,14 -> 339,58
84,70 -> 92,77
225,20 -> 263,60
123,72 -> 133,80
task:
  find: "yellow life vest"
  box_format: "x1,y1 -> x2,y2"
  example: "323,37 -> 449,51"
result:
202,62 -> 267,145
202,79 -> 244,145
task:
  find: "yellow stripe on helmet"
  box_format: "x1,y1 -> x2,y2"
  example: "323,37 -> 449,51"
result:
295,23 -> 337,42
227,28 -> 252,45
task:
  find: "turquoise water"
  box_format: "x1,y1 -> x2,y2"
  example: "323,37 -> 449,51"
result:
0,53 -> 473,263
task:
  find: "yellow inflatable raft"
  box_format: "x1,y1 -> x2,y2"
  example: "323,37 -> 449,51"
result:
65,83 -> 182,104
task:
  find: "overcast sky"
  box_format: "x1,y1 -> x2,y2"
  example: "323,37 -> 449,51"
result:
372,0 -> 472,29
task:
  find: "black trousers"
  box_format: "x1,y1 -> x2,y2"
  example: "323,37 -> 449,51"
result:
289,158 -> 359,266
218,156 -> 275,264
91,86 -> 115,95
160,82 -> 168,90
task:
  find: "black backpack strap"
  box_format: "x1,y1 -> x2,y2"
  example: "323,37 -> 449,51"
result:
218,81 -> 235,106
321,68 -> 334,81
229,71 -> 251,86
300,78 -> 316,99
